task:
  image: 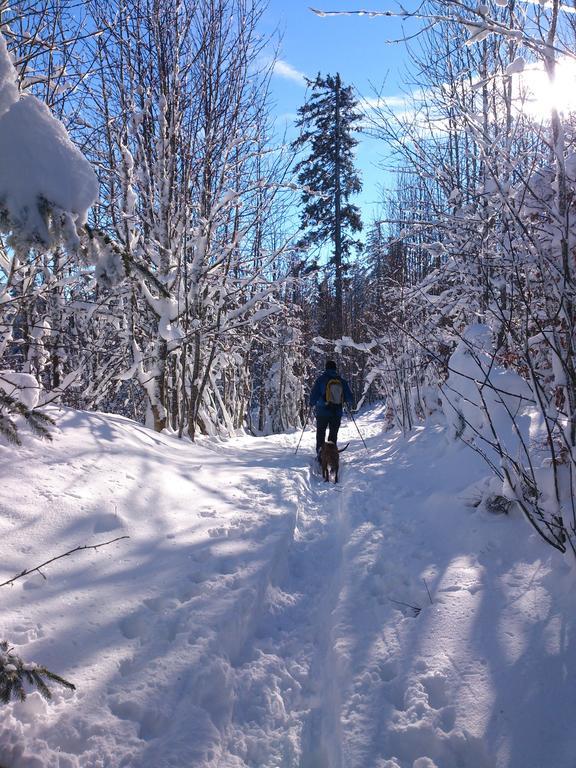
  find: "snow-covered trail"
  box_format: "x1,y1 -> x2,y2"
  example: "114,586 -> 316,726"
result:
3,407 -> 576,768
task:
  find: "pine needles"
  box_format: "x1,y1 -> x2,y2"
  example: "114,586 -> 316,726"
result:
0,641 -> 75,704
0,392 -> 55,445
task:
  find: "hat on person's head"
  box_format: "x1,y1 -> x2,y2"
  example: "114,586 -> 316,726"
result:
325,359 -> 337,370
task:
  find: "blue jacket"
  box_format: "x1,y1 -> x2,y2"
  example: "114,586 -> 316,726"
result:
309,370 -> 353,416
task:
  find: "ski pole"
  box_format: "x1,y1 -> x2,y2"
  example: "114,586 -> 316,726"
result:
346,405 -> 368,452
295,407 -> 312,455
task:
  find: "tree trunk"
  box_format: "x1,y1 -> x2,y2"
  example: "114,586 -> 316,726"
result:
334,73 -> 343,338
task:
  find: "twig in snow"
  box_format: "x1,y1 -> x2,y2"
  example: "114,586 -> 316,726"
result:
423,578 -> 433,605
389,597 -> 421,617
0,536 -> 130,588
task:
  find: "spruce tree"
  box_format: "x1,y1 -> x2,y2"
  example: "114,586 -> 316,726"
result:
292,73 -> 363,338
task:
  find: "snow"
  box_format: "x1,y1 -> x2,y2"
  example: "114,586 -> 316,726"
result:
505,57 -> 525,76
0,34 -> 19,116
87,236 -> 126,289
0,370 -> 41,409
0,31 -> 98,245
464,23 -> 493,45
2,405 -> 576,767
441,324 -> 532,461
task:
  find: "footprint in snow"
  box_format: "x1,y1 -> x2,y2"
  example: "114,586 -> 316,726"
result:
144,596 -> 173,612
176,585 -> 198,603
110,699 -> 169,740
93,512 -> 124,534
216,558 -> 237,575
138,709 -> 171,740
437,705 -> 456,733
22,573 -> 46,591
208,527 -> 229,538
188,571 -> 209,584
119,612 -> 149,640
109,698 -> 142,722
382,678 -> 407,711
118,658 -> 134,677
378,660 -> 399,683
421,672 -> 449,710
9,623 -> 44,644
189,549 -> 211,563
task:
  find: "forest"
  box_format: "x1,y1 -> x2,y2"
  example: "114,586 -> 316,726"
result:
1,0 -> 576,556
3,2 -> 576,765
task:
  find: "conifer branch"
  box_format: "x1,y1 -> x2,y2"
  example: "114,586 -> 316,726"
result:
0,640 -> 76,704
0,392 -> 55,445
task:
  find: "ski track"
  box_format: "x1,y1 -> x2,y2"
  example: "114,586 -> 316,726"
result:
218,412 -> 491,768
219,411 -> 576,768
4,406 -> 576,767
225,445 -> 349,768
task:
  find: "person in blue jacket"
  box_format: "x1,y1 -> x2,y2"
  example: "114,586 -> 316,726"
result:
309,359 -> 353,460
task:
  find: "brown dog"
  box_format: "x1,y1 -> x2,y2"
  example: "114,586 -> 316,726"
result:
320,441 -> 349,483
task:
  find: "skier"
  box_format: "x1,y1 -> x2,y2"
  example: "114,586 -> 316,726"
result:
309,359 -> 353,461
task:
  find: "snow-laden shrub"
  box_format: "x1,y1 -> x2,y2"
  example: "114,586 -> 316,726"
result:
357,323 -> 445,435
442,323 -> 574,554
258,323 -> 305,435
83,229 -> 127,290
0,32 -> 97,250
0,28 -> 98,436
261,357 -> 304,435
442,324 -> 532,460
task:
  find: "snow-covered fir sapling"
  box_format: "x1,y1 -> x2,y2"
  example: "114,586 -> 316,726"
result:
0,641 -> 74,704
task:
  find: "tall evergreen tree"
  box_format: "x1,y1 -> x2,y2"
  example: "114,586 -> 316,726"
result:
292,73 -> 363,338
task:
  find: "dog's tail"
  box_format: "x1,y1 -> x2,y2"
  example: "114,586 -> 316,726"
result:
338,442 -> 350,453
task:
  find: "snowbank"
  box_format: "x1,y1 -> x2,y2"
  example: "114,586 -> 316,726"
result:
0,32 -> 98,246
2,405 -> 575,767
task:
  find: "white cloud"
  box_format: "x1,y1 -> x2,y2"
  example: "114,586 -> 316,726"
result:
361,89 -> 430,114
273,60 -> 307,86
359,94 -> 417,126
362,95 -> 401,110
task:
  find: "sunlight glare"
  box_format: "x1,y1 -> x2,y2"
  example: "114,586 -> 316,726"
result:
516,56 -> 576,120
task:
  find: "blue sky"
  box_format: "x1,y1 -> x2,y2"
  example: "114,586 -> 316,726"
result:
260,1 -> 420,223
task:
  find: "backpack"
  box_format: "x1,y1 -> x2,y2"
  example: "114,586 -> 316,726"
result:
325,377 -> 344,406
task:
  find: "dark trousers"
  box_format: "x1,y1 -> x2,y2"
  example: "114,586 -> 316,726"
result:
316,409 -> 342,453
